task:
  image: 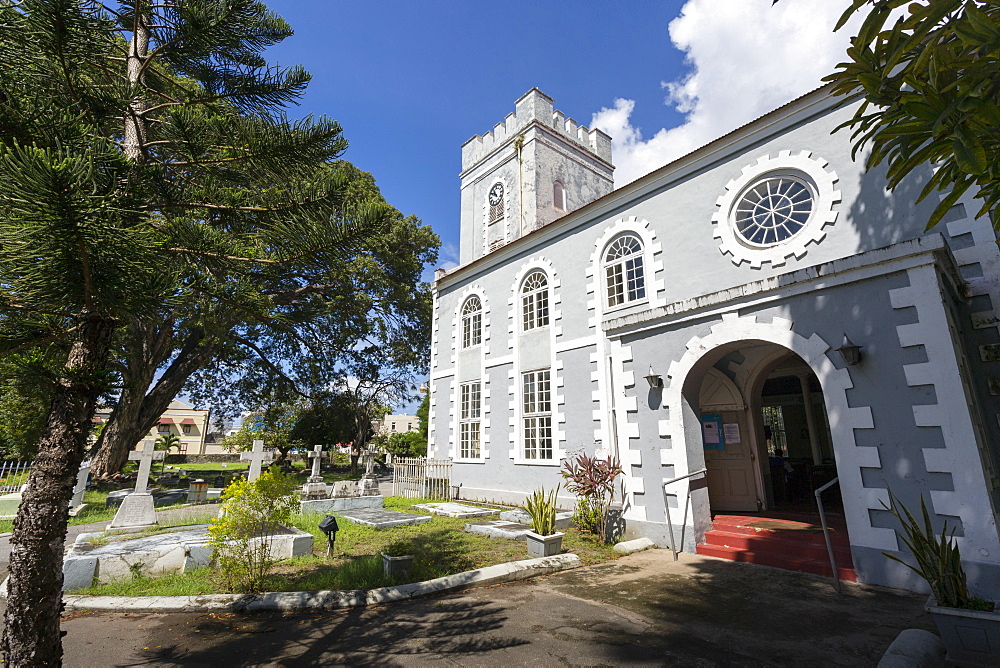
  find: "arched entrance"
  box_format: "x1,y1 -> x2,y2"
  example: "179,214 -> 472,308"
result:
692,350 -> 839,515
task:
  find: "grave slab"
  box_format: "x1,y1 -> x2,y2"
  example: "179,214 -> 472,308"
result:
300,495 -> 383,514
61,523 -> 313,591
464,520 -> 532,540
412,502 -> 498,518
499,508 -> 574,530
335,508 -> 431,529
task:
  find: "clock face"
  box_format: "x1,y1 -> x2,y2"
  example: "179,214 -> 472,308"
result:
489,183 -> 504,206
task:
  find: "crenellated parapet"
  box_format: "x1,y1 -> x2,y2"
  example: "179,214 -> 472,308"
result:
461,88 -> 613,171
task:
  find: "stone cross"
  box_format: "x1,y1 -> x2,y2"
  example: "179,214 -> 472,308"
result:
129,440 -> 165,493
308,444 -> 324,482
240,439 -> 273,482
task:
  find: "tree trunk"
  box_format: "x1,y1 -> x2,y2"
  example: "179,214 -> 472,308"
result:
1,311 -> 115,666
90,325 -> 215,478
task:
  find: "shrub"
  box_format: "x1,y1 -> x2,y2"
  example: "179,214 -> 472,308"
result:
560,453 -> 623,544
208,468 -> 299,592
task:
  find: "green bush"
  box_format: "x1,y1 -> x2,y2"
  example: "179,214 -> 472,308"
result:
208,468 -> 298,592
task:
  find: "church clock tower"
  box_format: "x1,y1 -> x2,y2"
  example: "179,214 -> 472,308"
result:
458,89 -> 614,264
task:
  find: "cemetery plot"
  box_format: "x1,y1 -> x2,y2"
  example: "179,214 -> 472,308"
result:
59,498 -> 619,598
61,523 -> 313,592
334,508 -> 432,529
412,502 -> 498,518
465,520 -> 533,540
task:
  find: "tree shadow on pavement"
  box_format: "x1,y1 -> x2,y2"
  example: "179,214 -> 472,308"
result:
126,594 -> 525,666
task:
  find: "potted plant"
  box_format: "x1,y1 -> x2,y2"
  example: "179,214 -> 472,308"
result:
381,542 -> 415,580
884,493 -> 999,665
522,488 -> 564,558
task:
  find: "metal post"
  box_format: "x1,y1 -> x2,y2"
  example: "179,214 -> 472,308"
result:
814,476 -> 841,594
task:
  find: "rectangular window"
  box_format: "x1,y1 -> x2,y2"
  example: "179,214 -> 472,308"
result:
182,424 -> 192,435
522,369 -> 552,460
606,264 -> 625,306
157,423 -> 170,433
462,311 -> 482,348
521,291 -> 549,331
460,382 -> 481,459
625,257 -> 645,301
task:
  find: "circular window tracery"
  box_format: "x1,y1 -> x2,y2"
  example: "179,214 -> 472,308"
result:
734,176 -> 814,246
711,151 -> 841,269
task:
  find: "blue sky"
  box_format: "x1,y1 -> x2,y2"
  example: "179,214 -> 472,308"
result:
261,1 -> 861,277
250,1 -> 862,413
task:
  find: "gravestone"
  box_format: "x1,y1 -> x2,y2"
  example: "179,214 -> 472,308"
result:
307,444 -> 324,483
109,440 -> 163,528
358,449 -> 380,496
300,444 -> 329,499
69,460 -> 90,513
240,439 -> 273,482
332,480 -> 359,497
299,479 -> 383,514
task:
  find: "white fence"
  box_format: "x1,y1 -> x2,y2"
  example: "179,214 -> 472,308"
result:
0,461 -> 31,494
392,457 -> 453,500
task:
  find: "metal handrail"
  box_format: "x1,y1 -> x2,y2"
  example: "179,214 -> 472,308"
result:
662,468 -> 707,561
814,476 -> 842,593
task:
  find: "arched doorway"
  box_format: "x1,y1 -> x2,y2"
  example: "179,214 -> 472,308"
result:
687,343 -> 838,516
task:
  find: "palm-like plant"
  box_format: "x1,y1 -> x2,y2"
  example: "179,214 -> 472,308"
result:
882,492 -> 976,609
154,433 -> 182,473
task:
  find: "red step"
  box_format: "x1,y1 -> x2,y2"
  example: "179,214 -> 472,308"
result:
696,514 -> 857,582
702,529 -> 854,564
696,543 -> 859,581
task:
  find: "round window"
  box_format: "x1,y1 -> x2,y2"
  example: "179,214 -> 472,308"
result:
734,176 -> 813,247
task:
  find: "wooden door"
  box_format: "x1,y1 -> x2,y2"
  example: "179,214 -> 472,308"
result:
699,369 -> 760,512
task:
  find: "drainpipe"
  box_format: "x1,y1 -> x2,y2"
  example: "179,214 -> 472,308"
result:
514,134 -> 525,237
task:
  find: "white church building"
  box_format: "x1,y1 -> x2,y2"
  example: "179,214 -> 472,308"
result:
427,86 -> 1000,594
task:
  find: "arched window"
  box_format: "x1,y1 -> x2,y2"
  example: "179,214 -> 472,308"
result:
604,234 -> 646,307
553,181 -> 565,212
521,271 -> 549,331
461,296 -> 482,348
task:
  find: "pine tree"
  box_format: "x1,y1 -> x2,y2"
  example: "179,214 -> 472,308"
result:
0,1 -> 392,663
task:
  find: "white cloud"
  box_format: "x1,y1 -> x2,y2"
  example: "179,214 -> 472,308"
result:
591,0 -> 865,187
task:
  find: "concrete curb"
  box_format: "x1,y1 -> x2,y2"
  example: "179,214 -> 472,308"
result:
62,553 -> 583,613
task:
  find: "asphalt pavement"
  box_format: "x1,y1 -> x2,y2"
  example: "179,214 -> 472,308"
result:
56,549 -> 932,666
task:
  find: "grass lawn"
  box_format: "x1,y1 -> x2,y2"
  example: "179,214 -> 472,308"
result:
74,497 -> 619,596
0,490 -> 190,534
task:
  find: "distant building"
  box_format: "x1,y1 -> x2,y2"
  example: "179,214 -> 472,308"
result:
93,399 -> 215,454
374,414 -> 420,436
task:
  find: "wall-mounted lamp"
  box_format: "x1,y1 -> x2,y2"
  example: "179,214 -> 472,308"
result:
835,334 -> 863,366
644,365 -> 663,389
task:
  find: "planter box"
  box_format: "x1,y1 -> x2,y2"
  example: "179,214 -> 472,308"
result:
525,531 -> 564,558
382,553 -> 415,580
926,596 -> 1000,666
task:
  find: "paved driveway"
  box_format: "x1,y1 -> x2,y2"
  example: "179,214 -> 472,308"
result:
58,549 -> 933,667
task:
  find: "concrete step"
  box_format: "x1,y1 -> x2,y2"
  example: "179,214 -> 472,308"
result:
695,543 -> 858,581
